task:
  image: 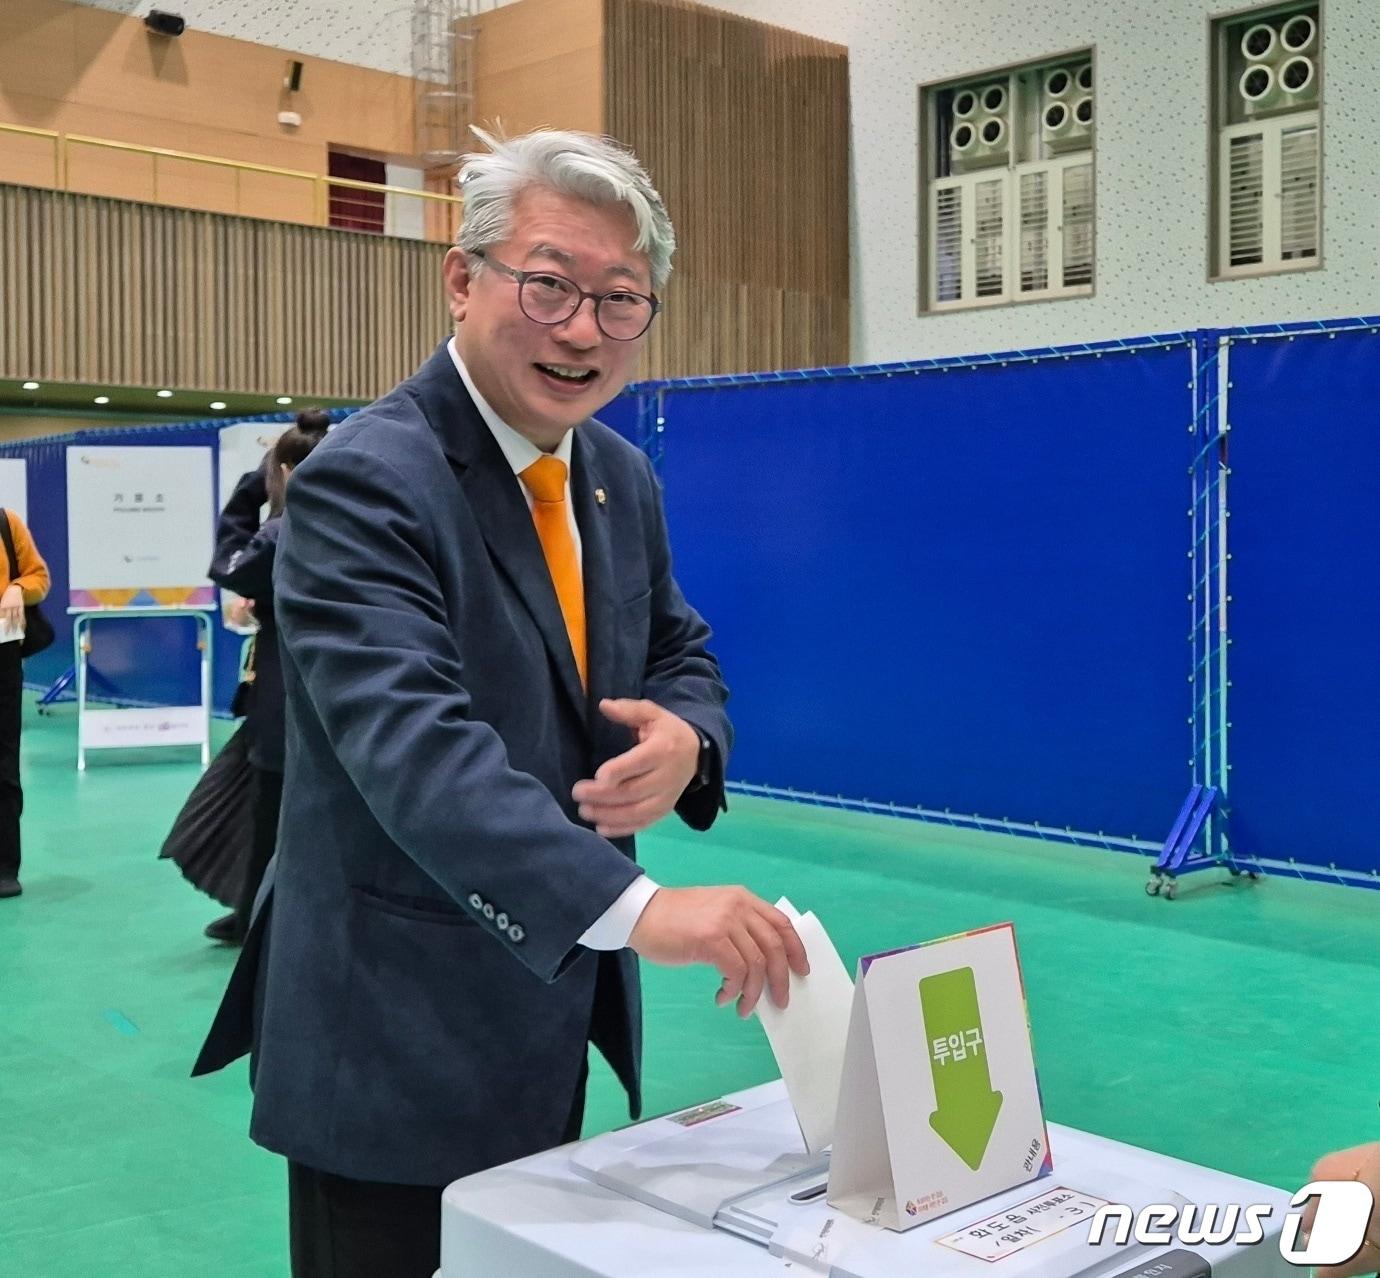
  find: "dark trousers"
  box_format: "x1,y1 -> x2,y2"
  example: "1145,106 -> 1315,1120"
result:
234,766 -> 283,931
287,1054 -> 590,1278
0,641 -> 23,880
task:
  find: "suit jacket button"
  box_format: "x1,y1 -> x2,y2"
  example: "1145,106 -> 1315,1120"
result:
468,893 -> 483,910
482,903 -> 495,920
508,924 -> 525,943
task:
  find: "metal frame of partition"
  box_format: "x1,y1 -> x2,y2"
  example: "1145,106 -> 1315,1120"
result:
72,606 -> 215,771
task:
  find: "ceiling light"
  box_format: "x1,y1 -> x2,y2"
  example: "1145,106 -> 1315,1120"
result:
94,396 -> 110,405
157,389 -> 173,398
22,381 -> 39,391
210,401 -> 227,410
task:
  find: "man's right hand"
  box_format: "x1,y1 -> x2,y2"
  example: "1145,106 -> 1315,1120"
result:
628,886 -> 810,1018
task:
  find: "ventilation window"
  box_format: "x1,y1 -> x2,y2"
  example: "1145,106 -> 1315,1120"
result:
922,51 -> 1095,312
1211,4 -> 1321,279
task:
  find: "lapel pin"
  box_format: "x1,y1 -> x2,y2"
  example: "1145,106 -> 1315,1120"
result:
595,488 -> 607,506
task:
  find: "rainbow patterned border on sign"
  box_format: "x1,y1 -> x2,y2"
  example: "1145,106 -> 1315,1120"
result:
70,587 -> 216,609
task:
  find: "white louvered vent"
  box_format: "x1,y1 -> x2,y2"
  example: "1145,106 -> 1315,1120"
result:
1279,122 -> 1319,261
1018,171 -> 1048,293
1218,110 -> 1319,277
934,186 -> 964,303
1227,132 -> 1265,268
974,178 -> 1005,298
1061,162 -> 1094,288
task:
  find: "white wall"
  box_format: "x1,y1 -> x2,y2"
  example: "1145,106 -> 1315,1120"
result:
384,162 -> 427,240
706,0 -> 1380,362
77,0 -> 1380,363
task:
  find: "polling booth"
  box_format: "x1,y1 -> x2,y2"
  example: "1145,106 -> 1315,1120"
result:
0,410 -> 354,766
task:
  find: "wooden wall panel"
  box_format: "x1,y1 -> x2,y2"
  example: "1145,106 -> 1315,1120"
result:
0,0 -> 420,221
155,157 -> 242,216
604,0 -> 850,377
472,0 -> 605,137
237,171 -> 319,226
0,129 -> 59,189
0,185 -> 449,401
64,144 -> 156,202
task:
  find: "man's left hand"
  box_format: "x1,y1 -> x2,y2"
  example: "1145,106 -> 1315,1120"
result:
573,699 -> 702,838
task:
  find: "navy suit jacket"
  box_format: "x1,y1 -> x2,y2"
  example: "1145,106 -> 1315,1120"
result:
210,517 -> 285,772
197,343 -> 731,1187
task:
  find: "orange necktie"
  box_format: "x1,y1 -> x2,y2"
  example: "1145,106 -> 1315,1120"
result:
519,455 -> 587,687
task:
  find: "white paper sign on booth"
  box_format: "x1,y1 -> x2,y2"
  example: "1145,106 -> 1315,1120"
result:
0,459 -> 29,523
827,922 -> 1050,1232
66,446 -> 215,610
79,705 -> 208,750
216,421 -> 288,511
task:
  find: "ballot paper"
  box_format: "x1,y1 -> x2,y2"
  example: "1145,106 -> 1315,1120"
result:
0,617 -> 23,645
755,897 -> 855,1154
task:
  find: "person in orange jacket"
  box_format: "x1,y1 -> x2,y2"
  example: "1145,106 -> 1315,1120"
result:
0,508 -> 50,898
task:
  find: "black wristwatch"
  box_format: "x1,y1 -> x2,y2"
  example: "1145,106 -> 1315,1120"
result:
686,725 -> 714,793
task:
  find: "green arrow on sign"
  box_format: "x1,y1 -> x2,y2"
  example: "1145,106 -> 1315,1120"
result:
920,966 -> 1003,1171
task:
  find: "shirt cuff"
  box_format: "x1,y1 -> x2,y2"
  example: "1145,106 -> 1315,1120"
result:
578,873 -> 661,951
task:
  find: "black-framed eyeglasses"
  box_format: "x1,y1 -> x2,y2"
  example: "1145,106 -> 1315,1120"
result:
472,250 -> 661,341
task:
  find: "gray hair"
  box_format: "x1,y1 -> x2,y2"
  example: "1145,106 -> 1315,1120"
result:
456,127 -> 675,291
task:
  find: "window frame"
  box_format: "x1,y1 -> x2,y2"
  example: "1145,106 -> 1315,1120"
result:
1207,0 -> 1325,282
918,46 -> 1098,317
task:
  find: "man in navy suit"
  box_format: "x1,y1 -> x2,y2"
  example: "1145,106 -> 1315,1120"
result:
199,128 -> 809,1277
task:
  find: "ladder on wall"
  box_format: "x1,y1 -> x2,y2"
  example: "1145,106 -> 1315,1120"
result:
411,0 -> 481,173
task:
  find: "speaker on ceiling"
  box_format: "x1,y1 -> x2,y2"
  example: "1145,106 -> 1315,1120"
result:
144,9 -> 186,37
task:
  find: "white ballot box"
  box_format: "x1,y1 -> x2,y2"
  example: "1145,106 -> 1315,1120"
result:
440,1081 -> 1295,1278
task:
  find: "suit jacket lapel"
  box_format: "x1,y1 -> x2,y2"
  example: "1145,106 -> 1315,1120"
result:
410,344 -> 587,723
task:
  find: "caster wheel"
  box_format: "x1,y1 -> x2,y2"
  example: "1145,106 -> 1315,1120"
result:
1163,881 -> 1178,900
1228,867 -> 1242,878
1145,879 -> 1161,897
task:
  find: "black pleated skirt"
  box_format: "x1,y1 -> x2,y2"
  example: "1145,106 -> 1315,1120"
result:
159,721 -> 254,907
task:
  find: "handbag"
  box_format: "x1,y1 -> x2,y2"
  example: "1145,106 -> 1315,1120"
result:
230,635 -> 258,719
0,509 -> 55,658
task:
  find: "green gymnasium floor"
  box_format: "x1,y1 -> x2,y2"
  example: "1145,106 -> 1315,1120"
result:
4,696 -> 1379,1276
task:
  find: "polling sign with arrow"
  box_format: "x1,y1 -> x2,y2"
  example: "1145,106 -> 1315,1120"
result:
920,966 -> 1004,1171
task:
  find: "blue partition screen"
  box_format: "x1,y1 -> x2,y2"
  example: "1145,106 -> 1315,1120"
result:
17,321 -> 1380,880
655,346 -> 1194,841
1223,327 -> 1380,873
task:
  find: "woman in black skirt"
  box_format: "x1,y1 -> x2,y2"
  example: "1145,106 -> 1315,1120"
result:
201,423 -> 324,943
162,410 -> 329,939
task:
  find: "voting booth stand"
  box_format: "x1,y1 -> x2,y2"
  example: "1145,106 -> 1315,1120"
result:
441,924 -> 1294,1278
64,446 -> 217,770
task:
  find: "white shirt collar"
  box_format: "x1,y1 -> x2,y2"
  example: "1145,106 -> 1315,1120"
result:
447,337 -> 573,476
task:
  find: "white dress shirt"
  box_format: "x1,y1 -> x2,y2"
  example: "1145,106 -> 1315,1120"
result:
448,338 -> 660,950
